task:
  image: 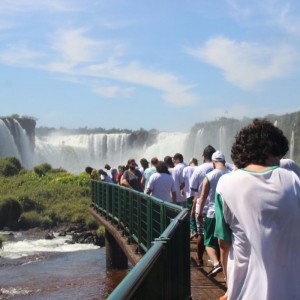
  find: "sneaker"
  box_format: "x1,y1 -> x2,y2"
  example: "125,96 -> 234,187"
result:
207,263 -> 222,277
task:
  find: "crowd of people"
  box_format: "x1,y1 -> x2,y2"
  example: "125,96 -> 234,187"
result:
85,118 -> 300,300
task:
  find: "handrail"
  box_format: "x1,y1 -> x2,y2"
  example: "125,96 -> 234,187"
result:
91,180 -> 191,300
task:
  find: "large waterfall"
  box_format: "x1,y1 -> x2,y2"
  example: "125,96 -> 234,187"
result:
1,113 -> 299,173
34,132 -> 189,173
0,119 -> 189,173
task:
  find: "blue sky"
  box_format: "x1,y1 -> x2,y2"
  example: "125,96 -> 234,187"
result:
0,0 -> 299,132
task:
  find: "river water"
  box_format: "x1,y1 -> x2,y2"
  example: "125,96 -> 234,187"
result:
0,231 -> 128,299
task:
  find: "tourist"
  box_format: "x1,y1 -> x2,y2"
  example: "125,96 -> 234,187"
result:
197,150 -> 231,277
172,153 -> 186,206
190,145 -> 216,266
146,161 -> 176,203
280,158 -> 300,177
98,169 -> 114,183
104,164 -> 118,183
116,165 -> 126,184
139,158 -> 149,176
182,157 -> 198,239
121,159 -> 143,192
85,166 -> 99,180
214,118 -> 300,300
164,155 -> 174,171
141,157 -> 159,192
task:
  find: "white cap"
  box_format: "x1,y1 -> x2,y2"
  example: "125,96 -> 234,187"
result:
212,150 -> 225,162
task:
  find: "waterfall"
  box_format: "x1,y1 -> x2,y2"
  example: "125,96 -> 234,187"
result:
218,126 -> 227,152
0,120 -> 21,159
13,120 -> 33,169
33,132 -> 189,173
193,129 -> 205,159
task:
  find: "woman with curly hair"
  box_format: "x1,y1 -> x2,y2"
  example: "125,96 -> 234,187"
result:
214,118 -> 300,300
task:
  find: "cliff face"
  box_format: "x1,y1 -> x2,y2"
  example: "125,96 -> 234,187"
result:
185,111 -> 300,164
0,117 -> 36,150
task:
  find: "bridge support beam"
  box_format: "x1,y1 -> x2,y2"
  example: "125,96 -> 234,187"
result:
105,229 -> 128,269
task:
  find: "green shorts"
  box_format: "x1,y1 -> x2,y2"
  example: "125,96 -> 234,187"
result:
204,217 -> 219,249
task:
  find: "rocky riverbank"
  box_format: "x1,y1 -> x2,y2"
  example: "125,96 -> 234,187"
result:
3,223 -> 105,247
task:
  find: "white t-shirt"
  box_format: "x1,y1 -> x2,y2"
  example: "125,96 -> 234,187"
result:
280,158 -> 300,177
182,165 -> 196,198
147,173 -> 176,203
215,167 -> 300,300
172,162 -> 186,202
190,162 -> 214,214
204,167 -> 231,218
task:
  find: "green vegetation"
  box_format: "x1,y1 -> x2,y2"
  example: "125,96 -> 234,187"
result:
0,235 -> 3,249
0,157 -> 97,231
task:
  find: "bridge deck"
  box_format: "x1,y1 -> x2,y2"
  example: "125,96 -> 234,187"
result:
190,241 -> 227,300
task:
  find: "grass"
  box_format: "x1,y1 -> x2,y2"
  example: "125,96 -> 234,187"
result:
0,158 -> 98,230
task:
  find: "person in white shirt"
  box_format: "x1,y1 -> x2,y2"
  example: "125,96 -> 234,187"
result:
146,161 -> 176,203
172,153 -> 186,206
198,150 -> 231,277
215,118 -> 300,300
279,158 -> 300,177
182,158 -> 198,239
190,145 -> 216,266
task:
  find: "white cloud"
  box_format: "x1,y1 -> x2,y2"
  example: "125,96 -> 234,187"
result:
87,61 -> 198,105
52,28 -> 120,64
92,85 -> 134,98
0,42 -> 44,67
187,36 -> 297,90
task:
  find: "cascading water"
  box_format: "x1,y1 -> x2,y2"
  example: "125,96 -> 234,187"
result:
218,126 -> 227,153
33,132 -> 189,173
0,119 -> 20,159
13,120 -> 33,169
193,129 -> 204,159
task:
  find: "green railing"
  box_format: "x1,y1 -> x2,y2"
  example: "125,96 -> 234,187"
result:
91,180 -> 191,300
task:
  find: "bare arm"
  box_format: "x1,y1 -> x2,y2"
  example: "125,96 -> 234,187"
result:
191,191 -> 198,217
121,173 -> 132,189
141,176 -> 146,188
198,178 -> 210,219
171,191 -> 177,204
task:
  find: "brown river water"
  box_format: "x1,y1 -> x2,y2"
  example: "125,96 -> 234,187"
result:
0,231 -> 128,299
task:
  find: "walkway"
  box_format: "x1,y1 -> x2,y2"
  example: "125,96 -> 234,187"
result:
190,240 -> 227,300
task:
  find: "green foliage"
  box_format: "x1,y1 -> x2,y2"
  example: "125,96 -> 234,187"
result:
18,211 -> 53,229
18,195 -> 43,212
0,157 -> 22,177
96,225 -> 105,237
0,198 -> 23,230
0,235 -> 3,249
33,163 -> 52,177
0,167 -> 92,230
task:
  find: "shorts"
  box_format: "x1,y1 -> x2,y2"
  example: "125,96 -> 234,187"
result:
204,217 -> 219,249
195,213 -> 206,235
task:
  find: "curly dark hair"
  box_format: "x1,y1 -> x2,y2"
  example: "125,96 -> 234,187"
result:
231,118 -> 289,168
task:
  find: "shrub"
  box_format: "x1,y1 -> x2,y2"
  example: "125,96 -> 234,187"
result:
33,163 -> 52,177
0,235 -> 3,249
18,195 -> 43,212
18,211 -> 53,229
0,198 -> 23,230
96,225 -> 105,237
0,157 -> 22,177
